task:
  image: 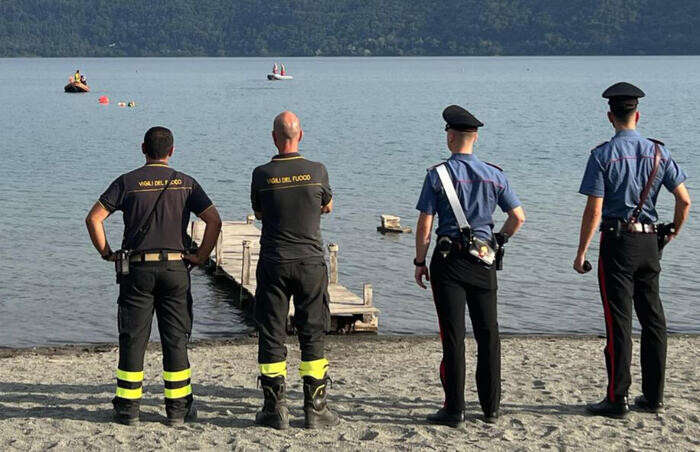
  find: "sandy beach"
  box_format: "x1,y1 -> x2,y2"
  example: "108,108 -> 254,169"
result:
1,335 -> 698,451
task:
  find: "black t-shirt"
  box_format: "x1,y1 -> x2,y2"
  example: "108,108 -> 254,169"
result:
99,163 -> 213,252
251,153 -> 332,262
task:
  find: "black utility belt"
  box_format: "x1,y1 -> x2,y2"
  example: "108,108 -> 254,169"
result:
600,218 -> 656,235
436,235 -> 499,269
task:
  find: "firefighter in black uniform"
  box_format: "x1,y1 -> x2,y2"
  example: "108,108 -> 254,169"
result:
414,105 -> 526,426
85,126 -> 222,426
250,111 -> 339,430
575,83 -> 691,417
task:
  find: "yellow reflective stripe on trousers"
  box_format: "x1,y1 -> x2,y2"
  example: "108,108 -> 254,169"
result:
299,358 -> 329,379
116,369 -> 144,382
116,387 -> 142,399
259,361 -> 287,378
163,368 -> 191,382
164,384 -> 192,399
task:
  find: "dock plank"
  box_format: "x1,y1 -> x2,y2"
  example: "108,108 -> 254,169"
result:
189,218 -> 379,332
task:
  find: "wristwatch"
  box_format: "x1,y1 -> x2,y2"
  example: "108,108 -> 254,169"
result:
413,258 -> 426,267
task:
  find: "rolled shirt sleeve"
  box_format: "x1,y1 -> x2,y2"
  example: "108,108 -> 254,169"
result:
187,178 -> 214,216
579,153 -> 605,197
497,176 -> 521,212
320,164 -> 332,206
662,155 -> 687,192
415,172 -> 437,214
99,176 -> 124,212
250,170 -> 261,212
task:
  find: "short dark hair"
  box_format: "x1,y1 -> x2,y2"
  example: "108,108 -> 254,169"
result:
143,126 -> 173,159
610,107 -> 636,122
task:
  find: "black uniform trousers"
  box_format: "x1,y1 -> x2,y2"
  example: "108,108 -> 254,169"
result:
114,260 -> 193,417
598,231 -> 666,403
429,248 -> 500,415
255,256 -> 330,365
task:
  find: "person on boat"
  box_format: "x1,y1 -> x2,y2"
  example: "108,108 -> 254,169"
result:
80,74 -> 87,85
272,63 -> 279,75
74,70 -> 81,83
280,64 -> 286,76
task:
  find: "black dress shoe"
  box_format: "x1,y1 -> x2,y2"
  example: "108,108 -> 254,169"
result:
427,408 -> 465,428
634,395 -> 664,413
484,410 -> 499,424
586,396 -> 629,418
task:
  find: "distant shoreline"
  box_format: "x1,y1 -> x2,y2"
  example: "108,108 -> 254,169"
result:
3,54 -> 700,59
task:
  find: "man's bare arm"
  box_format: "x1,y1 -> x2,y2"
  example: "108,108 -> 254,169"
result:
414,212 -> 434,289
184,206 -> 222,266
574,196 -> 603,273
670,183 -> 691,238
499,206 -> 525,237
85,202 -> 114,259
322,198 -> 333,214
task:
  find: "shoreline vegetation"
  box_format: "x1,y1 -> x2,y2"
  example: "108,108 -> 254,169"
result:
1,335 -> 697,449
2,1 -> 699,57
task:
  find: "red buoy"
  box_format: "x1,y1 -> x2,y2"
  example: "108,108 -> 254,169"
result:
98,96 -> 109,104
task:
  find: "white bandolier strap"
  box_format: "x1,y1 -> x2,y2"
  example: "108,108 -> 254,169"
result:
435,164 -> 470,229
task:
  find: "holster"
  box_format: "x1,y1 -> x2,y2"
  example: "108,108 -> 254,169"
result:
114,250 -> 131,284
600,218 -> 623,239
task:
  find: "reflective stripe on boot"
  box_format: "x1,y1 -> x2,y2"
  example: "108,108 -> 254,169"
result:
303,375 -> 340,429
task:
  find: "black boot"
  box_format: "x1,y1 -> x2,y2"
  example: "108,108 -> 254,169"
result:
166,397 -> 198,426
634,395 -> 665,413
255,376 -> 289,430
303,375 -> 340,429
112,397 -> 140,426
427,408 -> 466,428
586,396 -> 629,418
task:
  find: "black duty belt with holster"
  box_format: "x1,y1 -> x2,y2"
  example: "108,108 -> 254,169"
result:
114,171 -> 178,284
599,141 -> 676,257
434,163 -> 508,270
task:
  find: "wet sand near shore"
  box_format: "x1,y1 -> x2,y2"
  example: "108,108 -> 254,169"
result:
1,335 -> 698,451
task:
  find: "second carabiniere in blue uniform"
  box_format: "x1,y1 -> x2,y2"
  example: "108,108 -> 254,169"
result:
413,105 -> 525,428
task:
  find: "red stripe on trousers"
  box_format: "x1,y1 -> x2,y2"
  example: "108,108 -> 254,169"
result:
598,250 -> 616,402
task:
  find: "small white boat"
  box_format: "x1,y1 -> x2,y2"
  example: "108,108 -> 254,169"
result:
267,73 -> 293,80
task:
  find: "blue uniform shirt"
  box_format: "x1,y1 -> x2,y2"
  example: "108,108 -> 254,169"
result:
579,129 -> 687,223
416,153 -> 521,240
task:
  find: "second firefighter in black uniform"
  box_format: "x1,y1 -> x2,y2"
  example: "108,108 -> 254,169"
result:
414,106 -> 525,426
250,111 -> 339,430
85,126 -> 222,426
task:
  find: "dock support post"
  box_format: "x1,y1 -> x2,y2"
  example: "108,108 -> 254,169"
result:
328,243 -> 339,284
215,230 -> 223,274
363,283 -> 374,324
246,214 -> 255,224
242,240 -> 251,285
363,283 -> 373,307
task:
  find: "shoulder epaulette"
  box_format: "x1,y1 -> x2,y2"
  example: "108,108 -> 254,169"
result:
591,141 -> 608,151
426,161 -> 447,171
648,138 -> 665,146
484,162 -> 503,172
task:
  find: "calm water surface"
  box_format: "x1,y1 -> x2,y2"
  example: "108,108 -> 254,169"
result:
0,57 -> 698,347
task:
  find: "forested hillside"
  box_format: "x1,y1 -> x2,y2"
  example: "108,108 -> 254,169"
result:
1,0 -> 698,56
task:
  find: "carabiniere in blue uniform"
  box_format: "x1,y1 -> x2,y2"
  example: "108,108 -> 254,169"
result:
576,82 -> 690,418
414,105 -> 524,427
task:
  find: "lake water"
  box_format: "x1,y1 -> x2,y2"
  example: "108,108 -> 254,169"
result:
0,57 -> 698,347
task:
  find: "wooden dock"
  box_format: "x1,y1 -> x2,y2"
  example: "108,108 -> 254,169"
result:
189,216 -> 379,333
